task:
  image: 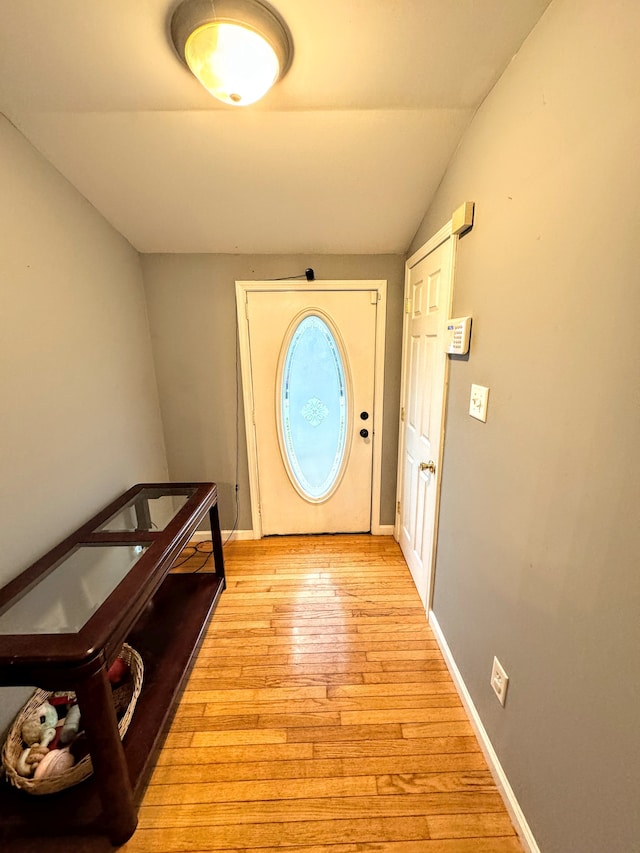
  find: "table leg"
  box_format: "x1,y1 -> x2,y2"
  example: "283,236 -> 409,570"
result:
75,665 -> 138,845
134,497 -> 152,531
209,502 -> 226,585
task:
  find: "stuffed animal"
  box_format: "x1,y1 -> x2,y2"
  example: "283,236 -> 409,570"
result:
59,703 -> 81,745
20,701 -> 57,746
16,702 -> 58,777
17,743 -> 50,775
107,656 -> 130,685
33,746 -> 75,779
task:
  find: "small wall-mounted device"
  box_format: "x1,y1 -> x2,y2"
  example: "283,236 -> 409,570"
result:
446,316 -> 472,355
451,201 -> 475,235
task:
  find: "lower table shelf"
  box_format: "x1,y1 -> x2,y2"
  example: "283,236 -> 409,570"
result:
0,570 -> 224,848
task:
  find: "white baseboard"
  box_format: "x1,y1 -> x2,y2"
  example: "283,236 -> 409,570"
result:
193,528 -> 393,540
190,529 -> 256,543
429,610 -> 541,853
222,529 -> 257,542
372,524 -> 395,535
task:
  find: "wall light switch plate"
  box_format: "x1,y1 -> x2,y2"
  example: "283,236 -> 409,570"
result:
469,384 -> 489,422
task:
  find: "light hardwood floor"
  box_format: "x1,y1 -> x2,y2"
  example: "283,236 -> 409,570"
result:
122,535 -> 523,853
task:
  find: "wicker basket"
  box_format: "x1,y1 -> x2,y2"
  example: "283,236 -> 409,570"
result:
1,643 -> 143,795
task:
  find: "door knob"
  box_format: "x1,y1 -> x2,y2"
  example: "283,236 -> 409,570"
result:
419,461 -> 436,474
360,428 -> 369,438
360,411 -> 369,420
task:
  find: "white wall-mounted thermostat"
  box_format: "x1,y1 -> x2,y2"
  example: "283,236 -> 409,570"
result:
446,316 -> 472,355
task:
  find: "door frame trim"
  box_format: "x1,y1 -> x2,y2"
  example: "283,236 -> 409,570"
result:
395,220 -> 458,611
236,280 -> 387,538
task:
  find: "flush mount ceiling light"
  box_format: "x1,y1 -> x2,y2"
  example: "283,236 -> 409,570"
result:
170,0 -> 293,106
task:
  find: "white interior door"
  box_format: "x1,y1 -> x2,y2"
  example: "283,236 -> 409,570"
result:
241,286 -> 380,535
397,237 -> 454,608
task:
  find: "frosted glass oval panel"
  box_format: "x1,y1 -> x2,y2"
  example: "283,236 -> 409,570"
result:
279,315 -> 349,501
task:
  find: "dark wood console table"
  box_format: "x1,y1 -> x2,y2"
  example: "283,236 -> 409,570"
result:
0,482 -> 225,848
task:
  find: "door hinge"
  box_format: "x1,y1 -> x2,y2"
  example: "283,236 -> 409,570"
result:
400,407 -> 405,422
396,500 -> 401,514
404,298 -> 412,314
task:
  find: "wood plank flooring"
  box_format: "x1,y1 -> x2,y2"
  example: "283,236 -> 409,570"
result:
122,535 -> 523,853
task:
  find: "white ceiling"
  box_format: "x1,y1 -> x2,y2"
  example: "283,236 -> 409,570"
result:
0,0 -> 552,254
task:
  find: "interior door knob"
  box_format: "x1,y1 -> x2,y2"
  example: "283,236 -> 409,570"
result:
360,428 -> 369,438
419,461 -> 436,474
360,411 -> 369,420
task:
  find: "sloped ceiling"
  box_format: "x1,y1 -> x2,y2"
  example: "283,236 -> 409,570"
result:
0,0 -> 552,253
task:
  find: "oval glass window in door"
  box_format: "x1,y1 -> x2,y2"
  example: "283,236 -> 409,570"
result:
278,313 -> 351,501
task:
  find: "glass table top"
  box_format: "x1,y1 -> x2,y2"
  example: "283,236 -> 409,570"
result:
95,487 -> 196,533
0,544 -> 150,635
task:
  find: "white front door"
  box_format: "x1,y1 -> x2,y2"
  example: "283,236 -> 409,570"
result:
397,237 -> 454,608
239,285 -> 383,535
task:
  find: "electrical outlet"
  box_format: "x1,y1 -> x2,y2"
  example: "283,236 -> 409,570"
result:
490,656 -> 509,706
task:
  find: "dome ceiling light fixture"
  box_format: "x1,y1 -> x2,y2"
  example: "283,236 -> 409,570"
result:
170,0 -> 293,107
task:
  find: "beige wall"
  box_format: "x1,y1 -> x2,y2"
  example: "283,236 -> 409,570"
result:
141,254 -> 405,530
0,116 -> 168,729
409,1 -> 640,851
